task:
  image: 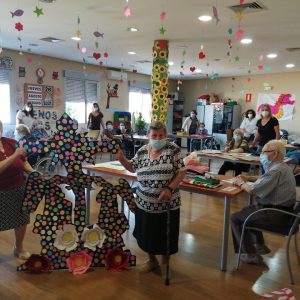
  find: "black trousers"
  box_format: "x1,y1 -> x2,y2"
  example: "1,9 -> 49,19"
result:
218,161 -> 250,176
231,205 -> 292,254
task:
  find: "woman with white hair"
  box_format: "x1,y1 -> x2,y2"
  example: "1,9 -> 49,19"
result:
0,120 -> 34,259
218,128 -> 250,176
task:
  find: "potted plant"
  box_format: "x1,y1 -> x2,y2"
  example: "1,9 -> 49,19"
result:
134,113 -> 147,135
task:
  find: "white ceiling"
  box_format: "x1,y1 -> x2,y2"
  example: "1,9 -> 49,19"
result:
0,0 -> 300,79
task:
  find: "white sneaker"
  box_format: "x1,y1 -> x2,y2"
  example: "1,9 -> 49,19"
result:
13,246 -> 31,260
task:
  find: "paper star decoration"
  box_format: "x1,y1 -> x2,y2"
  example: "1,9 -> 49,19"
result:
235,11 -> 244,21
34,6 -> 44,17
15,22 -> 23,31
234,56 -> 240,62
159,26 -> 166,35
76,30 -> 82,38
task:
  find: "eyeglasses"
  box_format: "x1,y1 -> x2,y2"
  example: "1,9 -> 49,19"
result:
261,150 -> 274,154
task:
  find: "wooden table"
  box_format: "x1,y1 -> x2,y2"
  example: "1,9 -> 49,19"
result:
83,161 -> 245,271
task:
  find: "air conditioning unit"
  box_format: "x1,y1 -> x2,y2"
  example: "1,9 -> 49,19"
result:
106,70 -> 128,81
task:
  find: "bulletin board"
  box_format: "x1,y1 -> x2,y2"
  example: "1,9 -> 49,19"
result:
24,83 -> 54,107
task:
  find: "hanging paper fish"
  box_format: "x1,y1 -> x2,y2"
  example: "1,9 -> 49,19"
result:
94,31 -> 104,38
213,6 -> 220,25
10,9 -> 24,18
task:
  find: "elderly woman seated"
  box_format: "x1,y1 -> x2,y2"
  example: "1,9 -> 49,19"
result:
218,128 -> 250,176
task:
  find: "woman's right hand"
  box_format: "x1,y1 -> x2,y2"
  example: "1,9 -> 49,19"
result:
14,147 -> 27,158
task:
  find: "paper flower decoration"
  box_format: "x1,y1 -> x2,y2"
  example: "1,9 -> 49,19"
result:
198,52 -> 205,59
24,254 -> 51,273
81,47 -> 87,54
66,251 -> 93,275
160,12 -> 166,20
15,22 -> 23,31
258,65 -> 263,70
104,52 -> 108,58
234,29 -> 244,40
81,224 -> 106,251
259,55 -> 264,61
227,27 -> 233,35
105,248 -> 129,272
123,6 -> 131,17
54,224 -> 79,252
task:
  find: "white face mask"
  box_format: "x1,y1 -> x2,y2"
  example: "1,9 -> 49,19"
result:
261,111 -> 269,117
190,113 -> 195,118
120,125 -> 125,130
107,124 -> 113,130
25,106 -> 32,112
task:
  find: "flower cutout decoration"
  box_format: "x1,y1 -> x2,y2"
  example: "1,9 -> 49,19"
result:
15,22 -> 23,31
82,224 -> 106,251
24,254 -> 51,273
66,251 -> 93,275
106,248 -> 129,272
54,224 -> 79,252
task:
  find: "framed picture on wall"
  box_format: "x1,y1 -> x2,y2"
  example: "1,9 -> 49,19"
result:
24,83 -> 54,107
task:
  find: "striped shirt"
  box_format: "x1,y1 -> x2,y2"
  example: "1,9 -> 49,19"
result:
250,161 -> 296,207
130,141 -> 185,213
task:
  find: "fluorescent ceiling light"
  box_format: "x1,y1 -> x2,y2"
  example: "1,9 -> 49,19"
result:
168,61 -> 174,66
241,38 -> 252,44
267,53 -> 277,58
286,63 -> 295,68
195,69 -> 202,73
198,15 -> 212,22
127,27 -> 138,32
71,36 -> 81,41
128,51 -> 136,55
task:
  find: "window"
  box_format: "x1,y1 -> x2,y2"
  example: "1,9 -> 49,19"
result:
128,81 -> 152,124
64,72 -> 99,123
0,70 -> 11,123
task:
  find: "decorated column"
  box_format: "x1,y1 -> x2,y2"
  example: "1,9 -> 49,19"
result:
151,40 -> 169,123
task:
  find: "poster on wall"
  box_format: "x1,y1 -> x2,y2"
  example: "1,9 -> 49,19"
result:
256,93 -> 295,121
24,83 -> 54,107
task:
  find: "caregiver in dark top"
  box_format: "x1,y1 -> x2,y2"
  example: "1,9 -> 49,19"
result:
87,103 -> 105,140
252,104 -> 280,153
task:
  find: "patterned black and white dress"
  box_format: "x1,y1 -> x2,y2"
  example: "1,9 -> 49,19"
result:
131,141 -> 185,255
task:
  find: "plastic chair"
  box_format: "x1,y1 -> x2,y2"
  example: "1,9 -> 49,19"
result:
236,202 -> 300,284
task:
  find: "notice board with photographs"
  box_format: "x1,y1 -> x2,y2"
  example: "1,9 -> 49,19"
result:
24,83 -> 54,107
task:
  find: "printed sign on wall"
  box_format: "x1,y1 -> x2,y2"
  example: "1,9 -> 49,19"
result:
24,83 -> 54,107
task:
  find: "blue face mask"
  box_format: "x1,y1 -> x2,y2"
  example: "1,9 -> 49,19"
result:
233,135 -> 241,142
260,153 -> 271,168
16,133 -> 25,140
36,125 -> 43,129
149,139 -> 166,151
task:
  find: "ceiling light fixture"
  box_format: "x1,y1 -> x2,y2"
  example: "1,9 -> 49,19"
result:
267,53 -> 277,58
71,36 -> 81,41
168,61 -> 174,66
128,51 -> 136,55
127,27 -> 138,32
241,38 -> 253,44
286,63 -> 295,68
195,69 -> 202,73
198,15 -> 212,22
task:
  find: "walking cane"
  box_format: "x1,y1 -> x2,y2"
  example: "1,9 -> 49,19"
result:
165,201 -> 170,286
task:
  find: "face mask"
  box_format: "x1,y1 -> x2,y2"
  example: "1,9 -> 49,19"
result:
36,125 -> 43,129
16,133 -> 25,140
260,153 -> 271,168
233,135 -> 241,142
149,139 -> 166,151
107,125 -> 113,130
93,107 -> 99,111
248,114 -> 253,119
120,126 -> 125,130
25,107 -> 32,112
190,113 -> 195,118
261,111 -> 269,117
199,127 -> 205,130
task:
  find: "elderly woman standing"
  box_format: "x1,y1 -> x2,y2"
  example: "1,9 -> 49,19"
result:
218,128 -> 250,176
117,121 -> 186,274
0,120 -> 34,259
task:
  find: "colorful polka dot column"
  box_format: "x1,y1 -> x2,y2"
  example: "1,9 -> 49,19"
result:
151,40 -> 169,123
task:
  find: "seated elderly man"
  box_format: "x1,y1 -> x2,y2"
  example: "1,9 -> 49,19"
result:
218,128 -> 250,176
231,140 -> 296,264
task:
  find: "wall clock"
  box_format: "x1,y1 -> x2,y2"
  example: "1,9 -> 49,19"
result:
36,67 -> 45,84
